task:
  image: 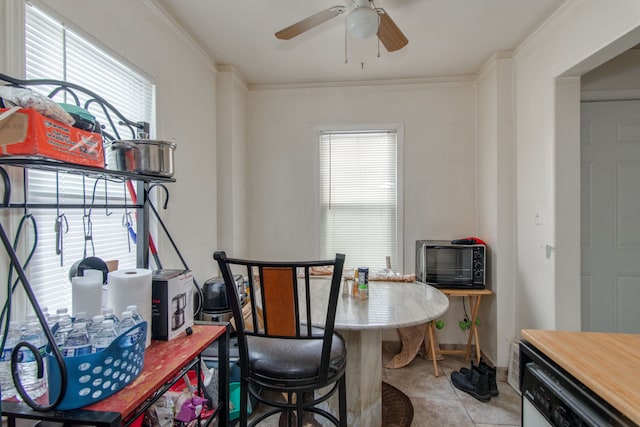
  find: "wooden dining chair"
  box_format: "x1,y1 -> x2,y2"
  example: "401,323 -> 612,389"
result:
213,251 -> 347,427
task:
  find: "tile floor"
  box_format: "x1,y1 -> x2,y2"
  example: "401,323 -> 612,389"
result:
381,342 -> 521,427
243,343 -> 522,426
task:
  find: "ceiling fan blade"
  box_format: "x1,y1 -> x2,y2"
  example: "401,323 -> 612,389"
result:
275,7 -> 345,40
377,9 -> 408,52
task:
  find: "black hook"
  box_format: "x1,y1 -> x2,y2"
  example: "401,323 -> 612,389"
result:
81,177 -> 98,258
0,166 -> 10,207
55,213 -> 69,266
149,183 -> 169,209
55,172 -> 60,217
22,168 -> 28,216
104,179 -> 112,216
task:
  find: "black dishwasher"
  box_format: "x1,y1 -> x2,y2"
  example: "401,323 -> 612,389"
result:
519,340 -> 635,427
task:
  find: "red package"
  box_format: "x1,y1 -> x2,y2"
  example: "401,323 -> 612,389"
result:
0,107 -> 104,168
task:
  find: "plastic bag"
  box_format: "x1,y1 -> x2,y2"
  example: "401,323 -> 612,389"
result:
0,85 -> 74,125
175,393 -> 208,423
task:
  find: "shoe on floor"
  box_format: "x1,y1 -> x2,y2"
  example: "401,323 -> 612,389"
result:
460,360 -> 499,397
451,365 -> 492,402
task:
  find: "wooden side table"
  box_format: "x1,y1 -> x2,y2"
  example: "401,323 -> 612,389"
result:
427,288 -> 493,377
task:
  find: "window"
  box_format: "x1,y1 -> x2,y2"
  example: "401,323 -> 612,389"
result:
319,130 -> 400,272
23,5 -> 154,313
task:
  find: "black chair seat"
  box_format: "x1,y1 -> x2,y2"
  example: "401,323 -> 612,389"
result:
248,333 -> 346,383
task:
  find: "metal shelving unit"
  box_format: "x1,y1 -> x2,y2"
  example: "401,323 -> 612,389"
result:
0,74 -> 229,425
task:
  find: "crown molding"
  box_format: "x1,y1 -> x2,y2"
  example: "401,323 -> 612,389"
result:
249,74 -> 476,92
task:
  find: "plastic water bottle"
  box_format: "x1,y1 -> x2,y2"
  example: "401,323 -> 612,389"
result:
55,307 -> 69,323
88,315 -> 105,339
118,311 -> 137,333
102,307 -> 119,326
61,322 -> 91,357
74,312 -> 94,330
126,305 -> 144,323
46,312 -> 59,331
53,317 -> 73,348
22,315 -> 37,333
0,321 -> 22,399
91,319 -> 117,353
40,307 -> 53,329
55,308 -> 71,328
18,321 -> 47,398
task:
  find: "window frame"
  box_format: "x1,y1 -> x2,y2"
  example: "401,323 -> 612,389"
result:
16,2 -> 157,317
314,123 -> 404,272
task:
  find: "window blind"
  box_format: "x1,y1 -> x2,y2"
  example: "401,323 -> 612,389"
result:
319,131 -> 398,272
23,5 -> 154,314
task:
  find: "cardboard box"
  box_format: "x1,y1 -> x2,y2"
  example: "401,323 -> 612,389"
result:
0,107 -> 104,167
151,269 -> 194,341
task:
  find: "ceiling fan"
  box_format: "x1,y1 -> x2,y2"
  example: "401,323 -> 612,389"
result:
275,0 -> 409,52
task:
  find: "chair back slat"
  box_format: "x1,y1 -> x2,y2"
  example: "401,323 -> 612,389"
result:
303,268 -> 313,336
246,266 -> 261,333
262,267 -> 297,336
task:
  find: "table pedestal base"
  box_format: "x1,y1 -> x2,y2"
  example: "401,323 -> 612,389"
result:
330,329 -> 382,426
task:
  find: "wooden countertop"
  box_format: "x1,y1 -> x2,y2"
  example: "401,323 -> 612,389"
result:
522,329 -> 640,425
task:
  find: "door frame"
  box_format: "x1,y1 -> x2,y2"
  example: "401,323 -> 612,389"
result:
555,57 -> 640,332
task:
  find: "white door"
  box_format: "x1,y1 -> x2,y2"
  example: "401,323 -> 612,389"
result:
581,100 -> 640,333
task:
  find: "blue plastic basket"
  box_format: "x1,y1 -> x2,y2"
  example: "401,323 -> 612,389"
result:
46,321 -> 147,410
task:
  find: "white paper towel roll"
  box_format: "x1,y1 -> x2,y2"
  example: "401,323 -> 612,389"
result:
107,268 -> 152,347
72,275 -> 102,319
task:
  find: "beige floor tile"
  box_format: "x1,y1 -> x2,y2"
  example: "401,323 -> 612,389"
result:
384,347 -> 522,427
410,397 -> 475,427
383,358 -> 458,400
243,347 -> 522,426
452,385 -> 521,426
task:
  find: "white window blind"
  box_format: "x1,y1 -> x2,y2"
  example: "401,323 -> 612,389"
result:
23,5 -> 154,314
319,131 -> 398,272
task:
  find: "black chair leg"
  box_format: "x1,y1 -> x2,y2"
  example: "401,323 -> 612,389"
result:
239,380 -> 249,427
297,392 -> 305,427
338,376 -> 347,427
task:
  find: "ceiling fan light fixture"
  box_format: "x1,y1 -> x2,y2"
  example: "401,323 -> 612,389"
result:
345,6 -> 379,39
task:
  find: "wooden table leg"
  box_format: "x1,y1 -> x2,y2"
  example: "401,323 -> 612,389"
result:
427,321 -> 439,377
464,295 -> 483,362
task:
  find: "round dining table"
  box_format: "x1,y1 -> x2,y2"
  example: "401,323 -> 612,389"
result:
308,279 -> 449,426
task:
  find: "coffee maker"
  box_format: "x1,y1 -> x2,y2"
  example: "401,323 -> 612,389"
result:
171,292 -> 187,331
200,275 -> 245,322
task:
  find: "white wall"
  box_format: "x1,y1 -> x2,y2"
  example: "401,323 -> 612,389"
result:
6,0 -> 640,366
0,0 -> 220,285
513,0 -> 640,334
476,55 -> 516,366
216,67 -> 249,259
247,80 -> 479,343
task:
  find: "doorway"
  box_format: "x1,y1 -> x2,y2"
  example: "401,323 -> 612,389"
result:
581,99 -> 640,333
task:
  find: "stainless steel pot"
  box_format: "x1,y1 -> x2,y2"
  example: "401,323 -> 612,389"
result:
108,139 -> 176,177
